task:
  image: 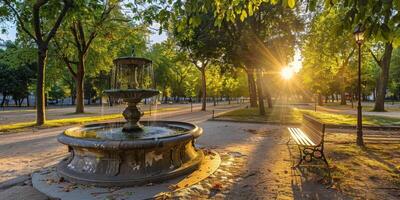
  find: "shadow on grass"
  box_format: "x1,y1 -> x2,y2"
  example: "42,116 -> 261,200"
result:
63,112 -> 96,116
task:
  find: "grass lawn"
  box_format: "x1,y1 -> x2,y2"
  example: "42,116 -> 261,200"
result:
218,106 -> 400,126
0,107 -> 179,133
216,106 -> 303,124
322,102 -> 400,112
320,133 -> 400,199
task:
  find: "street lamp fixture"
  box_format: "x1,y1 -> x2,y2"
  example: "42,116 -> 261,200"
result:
353,23 -> 364,146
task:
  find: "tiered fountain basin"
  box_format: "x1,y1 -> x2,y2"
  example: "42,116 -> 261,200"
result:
57,121 -> 204,187
104,89 -> 160,100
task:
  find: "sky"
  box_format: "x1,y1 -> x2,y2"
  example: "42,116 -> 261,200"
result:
0,22 -> 167,45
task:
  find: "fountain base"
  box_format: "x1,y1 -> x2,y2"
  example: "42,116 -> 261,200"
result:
56,121 -> 204,187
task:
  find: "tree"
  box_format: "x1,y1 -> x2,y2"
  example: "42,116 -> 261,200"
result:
221,71 -> 240,104
334,0 -> 400,111
389,48 -> 400,101
170,5 -> 223,111
301,7 -> 356,105
53,1 -> 117,113
48,84 -> 67,104
0,41 -> 36,107
147,39 -> 199,102
206,66 -> 223,106
0,63 -> 15,107
2,0 -> 73,125
216,3 -> 302,114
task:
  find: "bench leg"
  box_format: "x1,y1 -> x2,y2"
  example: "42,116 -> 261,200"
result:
286,137 -> 291,145
321,153 -> 329,168
294,145 -> 304,168
320,151 -> 331,179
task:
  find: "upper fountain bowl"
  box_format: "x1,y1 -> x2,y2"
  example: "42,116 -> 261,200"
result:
104,89 -> 160,100
113,56 -> 152,66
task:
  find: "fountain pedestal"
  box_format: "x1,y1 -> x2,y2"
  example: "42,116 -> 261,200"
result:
122,100 -> 144,132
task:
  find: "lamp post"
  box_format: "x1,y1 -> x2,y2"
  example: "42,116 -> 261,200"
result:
354,24 -> 364,146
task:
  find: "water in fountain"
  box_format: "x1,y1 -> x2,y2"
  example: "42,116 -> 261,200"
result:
65,123 -> 184,140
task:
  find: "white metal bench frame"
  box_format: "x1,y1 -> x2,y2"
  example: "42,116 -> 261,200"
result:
287,115 -> 329,168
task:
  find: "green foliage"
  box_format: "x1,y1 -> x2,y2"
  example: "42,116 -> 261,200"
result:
301,7 -> 355,96
147,39 -> 200,98
48,84 -> 67,101
389,48 -> 400,98
0,41 -> 36,106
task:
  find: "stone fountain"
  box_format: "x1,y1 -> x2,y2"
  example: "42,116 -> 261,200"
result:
56,55 -> 204,187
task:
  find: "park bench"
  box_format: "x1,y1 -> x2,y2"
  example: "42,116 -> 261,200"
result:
287,114 -> 329,168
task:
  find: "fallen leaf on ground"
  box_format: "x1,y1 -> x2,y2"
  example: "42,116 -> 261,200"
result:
244,129 -> 258,134
168,184 -> 179,191
211,182 -> 223,191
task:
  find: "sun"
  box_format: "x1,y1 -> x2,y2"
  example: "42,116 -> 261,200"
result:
281,67 -> 294,80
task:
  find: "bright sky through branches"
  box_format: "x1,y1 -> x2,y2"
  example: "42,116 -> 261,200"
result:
281,67 -> 294,80
288,50 -> 302,73
280,50 -> 302,80
0,22 -> 167,45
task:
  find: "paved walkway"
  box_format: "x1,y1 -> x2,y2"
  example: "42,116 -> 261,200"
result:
0,104 -> 347,199
0,102 -> 237,125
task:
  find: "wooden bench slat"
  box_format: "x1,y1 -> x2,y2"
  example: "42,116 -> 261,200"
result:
289,128 -> 308,145
301,126 -> 321,145
295,128 -> 316,146
288,127 -> 316,146
288,128 -> 302,144
290,128 -> 308,145
290,128 -> 309,145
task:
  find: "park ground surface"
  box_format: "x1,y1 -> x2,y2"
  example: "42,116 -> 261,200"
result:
0,102 -> 399,199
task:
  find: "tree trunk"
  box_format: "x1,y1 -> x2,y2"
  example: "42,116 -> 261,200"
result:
318,93 -> 323,106
373,42 -> 393,112
26,95 -> 30,107
36,49 -> 47,125
256,70 -> 265,115
1,95 -> 6,107
75,61 -> 85,113
246,69 -> 257,107
87,94 -> 91,105
264,85 -> 273,108
340,91 -> 347,105
373,89 -> 376,101
200,68 -> 206,111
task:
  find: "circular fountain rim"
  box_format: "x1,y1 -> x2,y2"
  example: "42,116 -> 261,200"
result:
113,56 -> 152,65
103,88 -> 160,93
58,121 -> 202,150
